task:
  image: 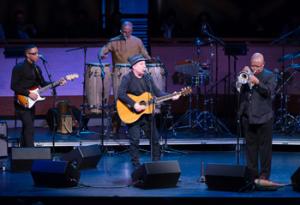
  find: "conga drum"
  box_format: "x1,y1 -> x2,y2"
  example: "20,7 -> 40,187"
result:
146,63 -> 166,113
147,63 -> 166,92
112,64 -> 131,100
85,62 -> 111,114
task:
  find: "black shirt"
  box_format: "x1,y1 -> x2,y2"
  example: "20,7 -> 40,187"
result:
118,71 -> 167,108
11,60 -> 47,96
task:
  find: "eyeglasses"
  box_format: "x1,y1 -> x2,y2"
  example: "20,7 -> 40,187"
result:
28,52 -> 38,56
251,64 -> 263,68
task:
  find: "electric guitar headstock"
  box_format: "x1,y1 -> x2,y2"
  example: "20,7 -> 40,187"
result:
65,73 -> 79,81
180,86 -> 192,96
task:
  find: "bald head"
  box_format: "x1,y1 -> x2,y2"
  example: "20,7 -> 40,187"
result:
121,21 -> 133,29
121,21 -> 133,39
251,53 -> 264,62
250,53 -> 265,74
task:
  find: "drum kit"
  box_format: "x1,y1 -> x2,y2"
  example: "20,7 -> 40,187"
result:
81,58 -> 167,134
273,51 -> 300,134
171,58 -> 221,132
170,36 -> 232,134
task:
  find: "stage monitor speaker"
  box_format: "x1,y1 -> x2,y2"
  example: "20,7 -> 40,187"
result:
0,134 -> 7,158
61,144 -> 101,169
131,160 -> 181,188
205,163 -> 253,192
291,167 -> 300,192
31,160 -> 80,187
11,147 -> 52,172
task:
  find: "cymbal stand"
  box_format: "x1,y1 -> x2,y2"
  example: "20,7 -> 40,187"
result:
273,70 -> 298,134
168,88 -> 198,134
168,39 -> 204,133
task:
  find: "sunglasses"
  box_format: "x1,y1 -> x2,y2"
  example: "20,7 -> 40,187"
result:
28,52 -> 38,55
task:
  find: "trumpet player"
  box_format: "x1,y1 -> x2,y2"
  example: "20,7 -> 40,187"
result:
237,53 -> 277,181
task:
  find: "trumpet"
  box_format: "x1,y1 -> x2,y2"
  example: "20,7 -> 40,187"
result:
237,67 -> 253,85
236,66 -> 254,91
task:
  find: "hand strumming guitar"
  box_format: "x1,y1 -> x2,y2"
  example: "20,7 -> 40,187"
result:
29,92 -> 38,100
134,103 -> 146,112
59,78 -> 67,86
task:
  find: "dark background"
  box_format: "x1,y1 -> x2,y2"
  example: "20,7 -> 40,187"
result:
0,0 -> 299,39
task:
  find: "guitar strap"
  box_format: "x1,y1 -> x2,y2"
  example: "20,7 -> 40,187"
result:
33,64 -> 43,85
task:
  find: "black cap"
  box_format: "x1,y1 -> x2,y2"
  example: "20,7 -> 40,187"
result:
128,54 -> 146,67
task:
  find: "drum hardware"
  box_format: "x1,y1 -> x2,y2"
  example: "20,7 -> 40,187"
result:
160,103 -> 187,154
273,68 -> 299,134
169,70 -> 230,134
278,51 -> 300,63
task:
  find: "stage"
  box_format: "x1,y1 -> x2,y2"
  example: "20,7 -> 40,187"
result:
2,129 -> 300,205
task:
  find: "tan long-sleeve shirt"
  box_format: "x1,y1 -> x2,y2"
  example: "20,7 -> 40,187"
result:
99,35 -> 150,65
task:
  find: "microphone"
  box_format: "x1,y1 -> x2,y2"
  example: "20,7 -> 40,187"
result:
201,23 -> 210,35
38,54 -> 48,63
121,34 -> 127,41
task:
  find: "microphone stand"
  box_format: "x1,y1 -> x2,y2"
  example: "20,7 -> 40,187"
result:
40,59 -> 57,153
144,72 -> 155,161
97,58 -> 106,154
236,89 -> 242,165
66,46 -> 88,134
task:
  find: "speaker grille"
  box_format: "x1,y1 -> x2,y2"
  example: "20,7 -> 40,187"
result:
205,164 -> 253,192
132,160 -> 181,188
31,160 -> 80,187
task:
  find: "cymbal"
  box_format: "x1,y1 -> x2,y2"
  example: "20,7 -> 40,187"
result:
278,51 -> 300,62
287,63 -> 300,70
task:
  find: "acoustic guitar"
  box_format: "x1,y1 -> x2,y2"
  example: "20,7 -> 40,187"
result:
116,87 -> 192,124
17,73 -> 79,108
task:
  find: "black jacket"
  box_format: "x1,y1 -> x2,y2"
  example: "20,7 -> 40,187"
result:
238,68 -> 276,124
11,60 -> 47,96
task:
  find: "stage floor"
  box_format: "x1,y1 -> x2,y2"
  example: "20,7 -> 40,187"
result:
6,125 -> 300,148
1,150 -> 300,205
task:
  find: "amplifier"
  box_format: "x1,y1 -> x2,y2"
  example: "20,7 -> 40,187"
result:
0,121 -> 8,157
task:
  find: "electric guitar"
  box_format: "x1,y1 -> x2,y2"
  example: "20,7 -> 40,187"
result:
116,87 -> 192,124
17,73 -> 79,108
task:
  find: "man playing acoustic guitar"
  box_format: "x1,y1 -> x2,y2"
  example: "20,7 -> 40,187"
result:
117,54 -> 181,168
11,44 -> 67,147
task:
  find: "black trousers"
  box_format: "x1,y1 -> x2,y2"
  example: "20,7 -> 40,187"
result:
243,117 -> 273,179
127,115 -> 161,166
16,104 -> 35,147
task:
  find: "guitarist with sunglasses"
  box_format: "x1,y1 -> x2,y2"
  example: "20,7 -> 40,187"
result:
118,54 -> 180,169
11,44 -> 66,147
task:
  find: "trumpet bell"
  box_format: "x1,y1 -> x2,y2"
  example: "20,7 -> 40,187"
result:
237,72 -> 249,84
